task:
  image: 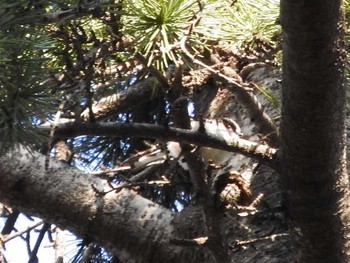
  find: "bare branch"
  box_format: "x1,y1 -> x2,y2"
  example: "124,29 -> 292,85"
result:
2,221 -> 44,244
80,78 -> 163,121
0,147 -> 201,262
49,121 -> 278,168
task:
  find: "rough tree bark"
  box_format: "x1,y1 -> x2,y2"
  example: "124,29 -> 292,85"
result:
0,68 -> 290,262
280,0 -> 350,261
0,147 -> 215,262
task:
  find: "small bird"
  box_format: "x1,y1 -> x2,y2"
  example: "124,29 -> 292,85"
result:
116,118 -> 242,171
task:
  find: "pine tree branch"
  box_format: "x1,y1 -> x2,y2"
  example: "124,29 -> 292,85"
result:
47,121 -> 278,168
0,147 -> 211,262
2,221 -> 43,244
79,78 -> 163,121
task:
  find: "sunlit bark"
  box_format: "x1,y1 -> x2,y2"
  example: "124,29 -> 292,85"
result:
0,147 -> 193,262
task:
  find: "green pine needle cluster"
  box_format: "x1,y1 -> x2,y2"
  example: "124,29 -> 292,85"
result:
122,0 -> 200,68
0,2 -> 57,152
122,0 -> 281,69
1,0 -> 350,154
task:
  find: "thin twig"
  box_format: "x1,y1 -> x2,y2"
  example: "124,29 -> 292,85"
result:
170,236 -> 208,247
233,233 -> 289,248
2,221 -> 44,244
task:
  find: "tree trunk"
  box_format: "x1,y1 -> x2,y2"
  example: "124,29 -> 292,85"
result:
280,0 -> 350,261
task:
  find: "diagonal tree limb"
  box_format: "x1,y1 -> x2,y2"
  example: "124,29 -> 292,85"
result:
0,147 -> 213,262
2,221 -> 43,244
79,78 -> 163,121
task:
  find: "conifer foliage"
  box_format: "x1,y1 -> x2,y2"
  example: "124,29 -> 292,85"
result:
0,0 -> 349,262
